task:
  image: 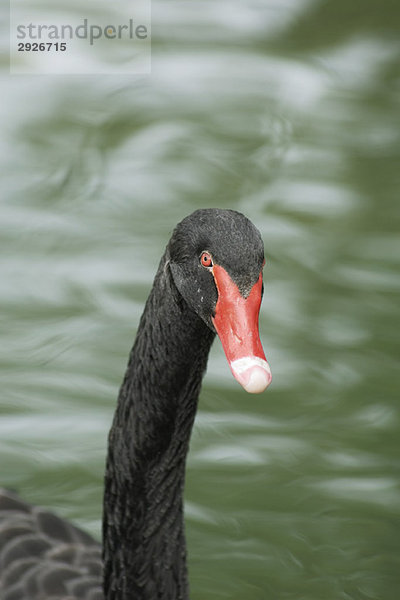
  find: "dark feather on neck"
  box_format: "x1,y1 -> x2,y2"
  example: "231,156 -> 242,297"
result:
103,252 -> 215,600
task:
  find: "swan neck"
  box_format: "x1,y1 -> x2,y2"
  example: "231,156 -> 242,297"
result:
103,253 -> 214,599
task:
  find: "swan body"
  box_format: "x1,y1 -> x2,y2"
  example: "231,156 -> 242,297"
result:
0,488 -> 102,599
0,209 -> 271,600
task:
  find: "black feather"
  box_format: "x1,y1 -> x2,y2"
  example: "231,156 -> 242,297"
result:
0,209 -> 265,600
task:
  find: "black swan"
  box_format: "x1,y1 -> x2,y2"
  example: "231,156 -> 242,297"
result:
0,208 -> 272,600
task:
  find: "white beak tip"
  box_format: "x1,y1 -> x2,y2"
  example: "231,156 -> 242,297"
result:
230,357 -> 272,394
242,367 -> 272,393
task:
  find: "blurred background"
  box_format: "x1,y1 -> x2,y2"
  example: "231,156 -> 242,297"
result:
1,0 -> 400,598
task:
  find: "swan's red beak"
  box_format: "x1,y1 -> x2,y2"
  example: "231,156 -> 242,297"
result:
211,264 -> 272,393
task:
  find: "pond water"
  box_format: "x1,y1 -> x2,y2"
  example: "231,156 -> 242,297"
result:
1,1 -> 400,598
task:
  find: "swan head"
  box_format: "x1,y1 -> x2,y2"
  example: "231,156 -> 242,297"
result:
168,208 -> 272,393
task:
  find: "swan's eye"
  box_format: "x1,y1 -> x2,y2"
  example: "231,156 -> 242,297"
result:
200,251 -> 213,269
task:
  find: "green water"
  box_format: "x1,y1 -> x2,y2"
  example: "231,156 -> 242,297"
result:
1,1 -> 400,598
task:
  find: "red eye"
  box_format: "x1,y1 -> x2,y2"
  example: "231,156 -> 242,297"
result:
200,251 -> 213,268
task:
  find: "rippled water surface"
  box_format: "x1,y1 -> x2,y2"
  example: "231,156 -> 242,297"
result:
1,1 -> 400,598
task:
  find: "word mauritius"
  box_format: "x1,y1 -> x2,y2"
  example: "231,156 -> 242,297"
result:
16,19 -> 148,46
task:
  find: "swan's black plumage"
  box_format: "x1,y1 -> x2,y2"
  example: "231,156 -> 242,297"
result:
0,209 -> 266,600
0,488 -> 102,599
